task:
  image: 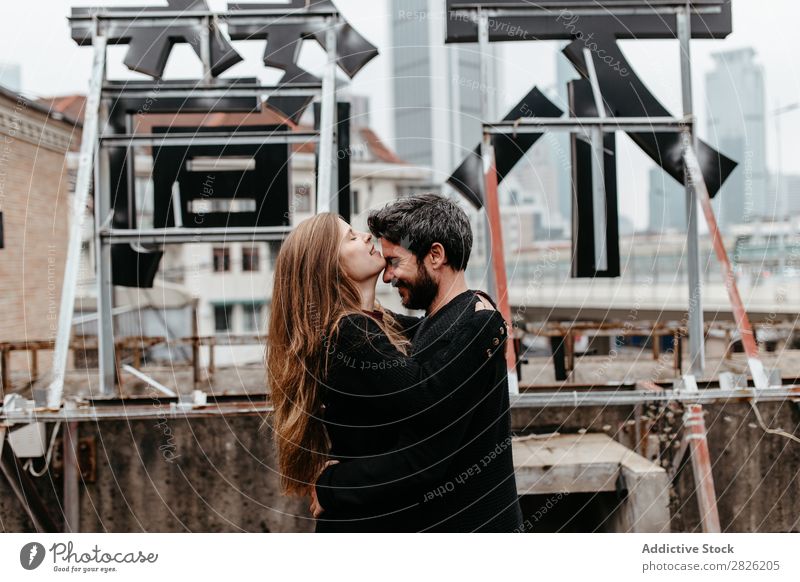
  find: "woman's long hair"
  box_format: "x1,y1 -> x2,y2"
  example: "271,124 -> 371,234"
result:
267,212 -> 410,496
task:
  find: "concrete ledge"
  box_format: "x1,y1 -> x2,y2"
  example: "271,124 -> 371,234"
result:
513,433 -> 671,532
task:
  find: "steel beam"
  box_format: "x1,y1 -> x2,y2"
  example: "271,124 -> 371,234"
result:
3,385 -> 800,424
684,146 -> 770,390
121,365 -> 177,398
96,94 -> 116,396
683,403 -> 722,532
584,47 -> 609,272
48,36 -> 108,409
478,9 -> 497,299
484,117 -> 691,134
99,131 -> 319,148
69,8 -> 338,22
101,226 -> 291,245
101,84 -> 321,100
315,17 -> 339,213
678,4 -> 706,378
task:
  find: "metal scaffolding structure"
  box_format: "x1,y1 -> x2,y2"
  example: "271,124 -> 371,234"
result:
47,6 -> 345,407
25,5 -> 777,423
451,0 -> 764,533
450,1 -> 761,382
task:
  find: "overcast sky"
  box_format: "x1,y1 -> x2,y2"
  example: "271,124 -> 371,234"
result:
2,0 -> 798,229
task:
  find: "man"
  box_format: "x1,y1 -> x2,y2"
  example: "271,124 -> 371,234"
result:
313,193 -> 523,532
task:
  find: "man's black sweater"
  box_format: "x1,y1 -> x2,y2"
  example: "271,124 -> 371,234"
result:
316,290 -> 523,532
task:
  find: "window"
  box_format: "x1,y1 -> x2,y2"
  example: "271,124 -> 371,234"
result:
351,189 -> 359,216
242,303 -> 261,333
212,247 -> 230,272
294,184 -> 312,213
268,241 -> 281,268
214,304 -> 233,333
242,245 -> 260,272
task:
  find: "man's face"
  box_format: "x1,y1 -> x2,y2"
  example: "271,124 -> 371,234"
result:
379,238 -> 438,310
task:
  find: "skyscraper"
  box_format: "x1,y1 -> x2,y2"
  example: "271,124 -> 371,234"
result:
705,48 -> 769,229
390,0 -> 503,284
389,0 -> 501,179
648,167 -> 686,232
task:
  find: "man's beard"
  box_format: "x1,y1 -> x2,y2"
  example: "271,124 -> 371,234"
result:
396,263 -> 438,311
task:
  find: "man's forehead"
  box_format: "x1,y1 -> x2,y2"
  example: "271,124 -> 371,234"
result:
378,237 -> 410,257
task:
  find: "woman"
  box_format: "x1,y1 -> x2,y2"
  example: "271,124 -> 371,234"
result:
266,212 -> 507,532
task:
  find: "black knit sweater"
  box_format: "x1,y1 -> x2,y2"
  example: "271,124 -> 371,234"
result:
315,290 -> 523,532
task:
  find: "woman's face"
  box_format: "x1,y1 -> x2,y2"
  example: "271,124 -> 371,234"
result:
337,218 -> 385,283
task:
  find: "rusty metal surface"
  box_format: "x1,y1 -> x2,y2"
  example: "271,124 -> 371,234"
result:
482,145 -> 518,383
683,404 -> 722,532
3,385 -> 800,424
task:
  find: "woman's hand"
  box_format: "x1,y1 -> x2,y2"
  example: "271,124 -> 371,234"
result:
309,489 -> 323,519
474,290 -> 496,312
309,460 -> 339,518
474,293 -> 511,338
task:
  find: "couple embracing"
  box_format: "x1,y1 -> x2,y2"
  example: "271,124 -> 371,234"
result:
267,193 -> 523,532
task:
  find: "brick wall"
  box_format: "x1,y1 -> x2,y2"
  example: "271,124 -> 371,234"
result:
0,94 -> 79,381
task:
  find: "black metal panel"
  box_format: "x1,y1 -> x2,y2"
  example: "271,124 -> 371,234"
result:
105,108 -> 163,288
227,1 -> 378,122
569,79 -> 620,279
71,0 -> 243,78
314,102 -> 352,222
447,87 -> 563,209
562,35 -> 737,197
445,0 -> 732,43
101,79 -> 262,251
151,125 -> 291,229
111,245 -> 164,288
104,79 -> 261,116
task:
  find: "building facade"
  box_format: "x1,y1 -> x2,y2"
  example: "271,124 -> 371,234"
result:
0,85 -> 79,379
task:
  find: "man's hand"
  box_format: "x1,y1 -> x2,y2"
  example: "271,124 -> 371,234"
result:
309,460 -> 339,518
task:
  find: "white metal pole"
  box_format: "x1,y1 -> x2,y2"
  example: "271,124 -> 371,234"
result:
47,34 -> 108,409
200,15 -> 212,81
583,47 -> 609,272
96,96 -> 116,395
678,2 -> 705,377
478,9 -> 496,299
316,16 -> 338,214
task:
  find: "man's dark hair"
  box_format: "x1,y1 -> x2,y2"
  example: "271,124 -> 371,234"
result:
367,193 -> 473,271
